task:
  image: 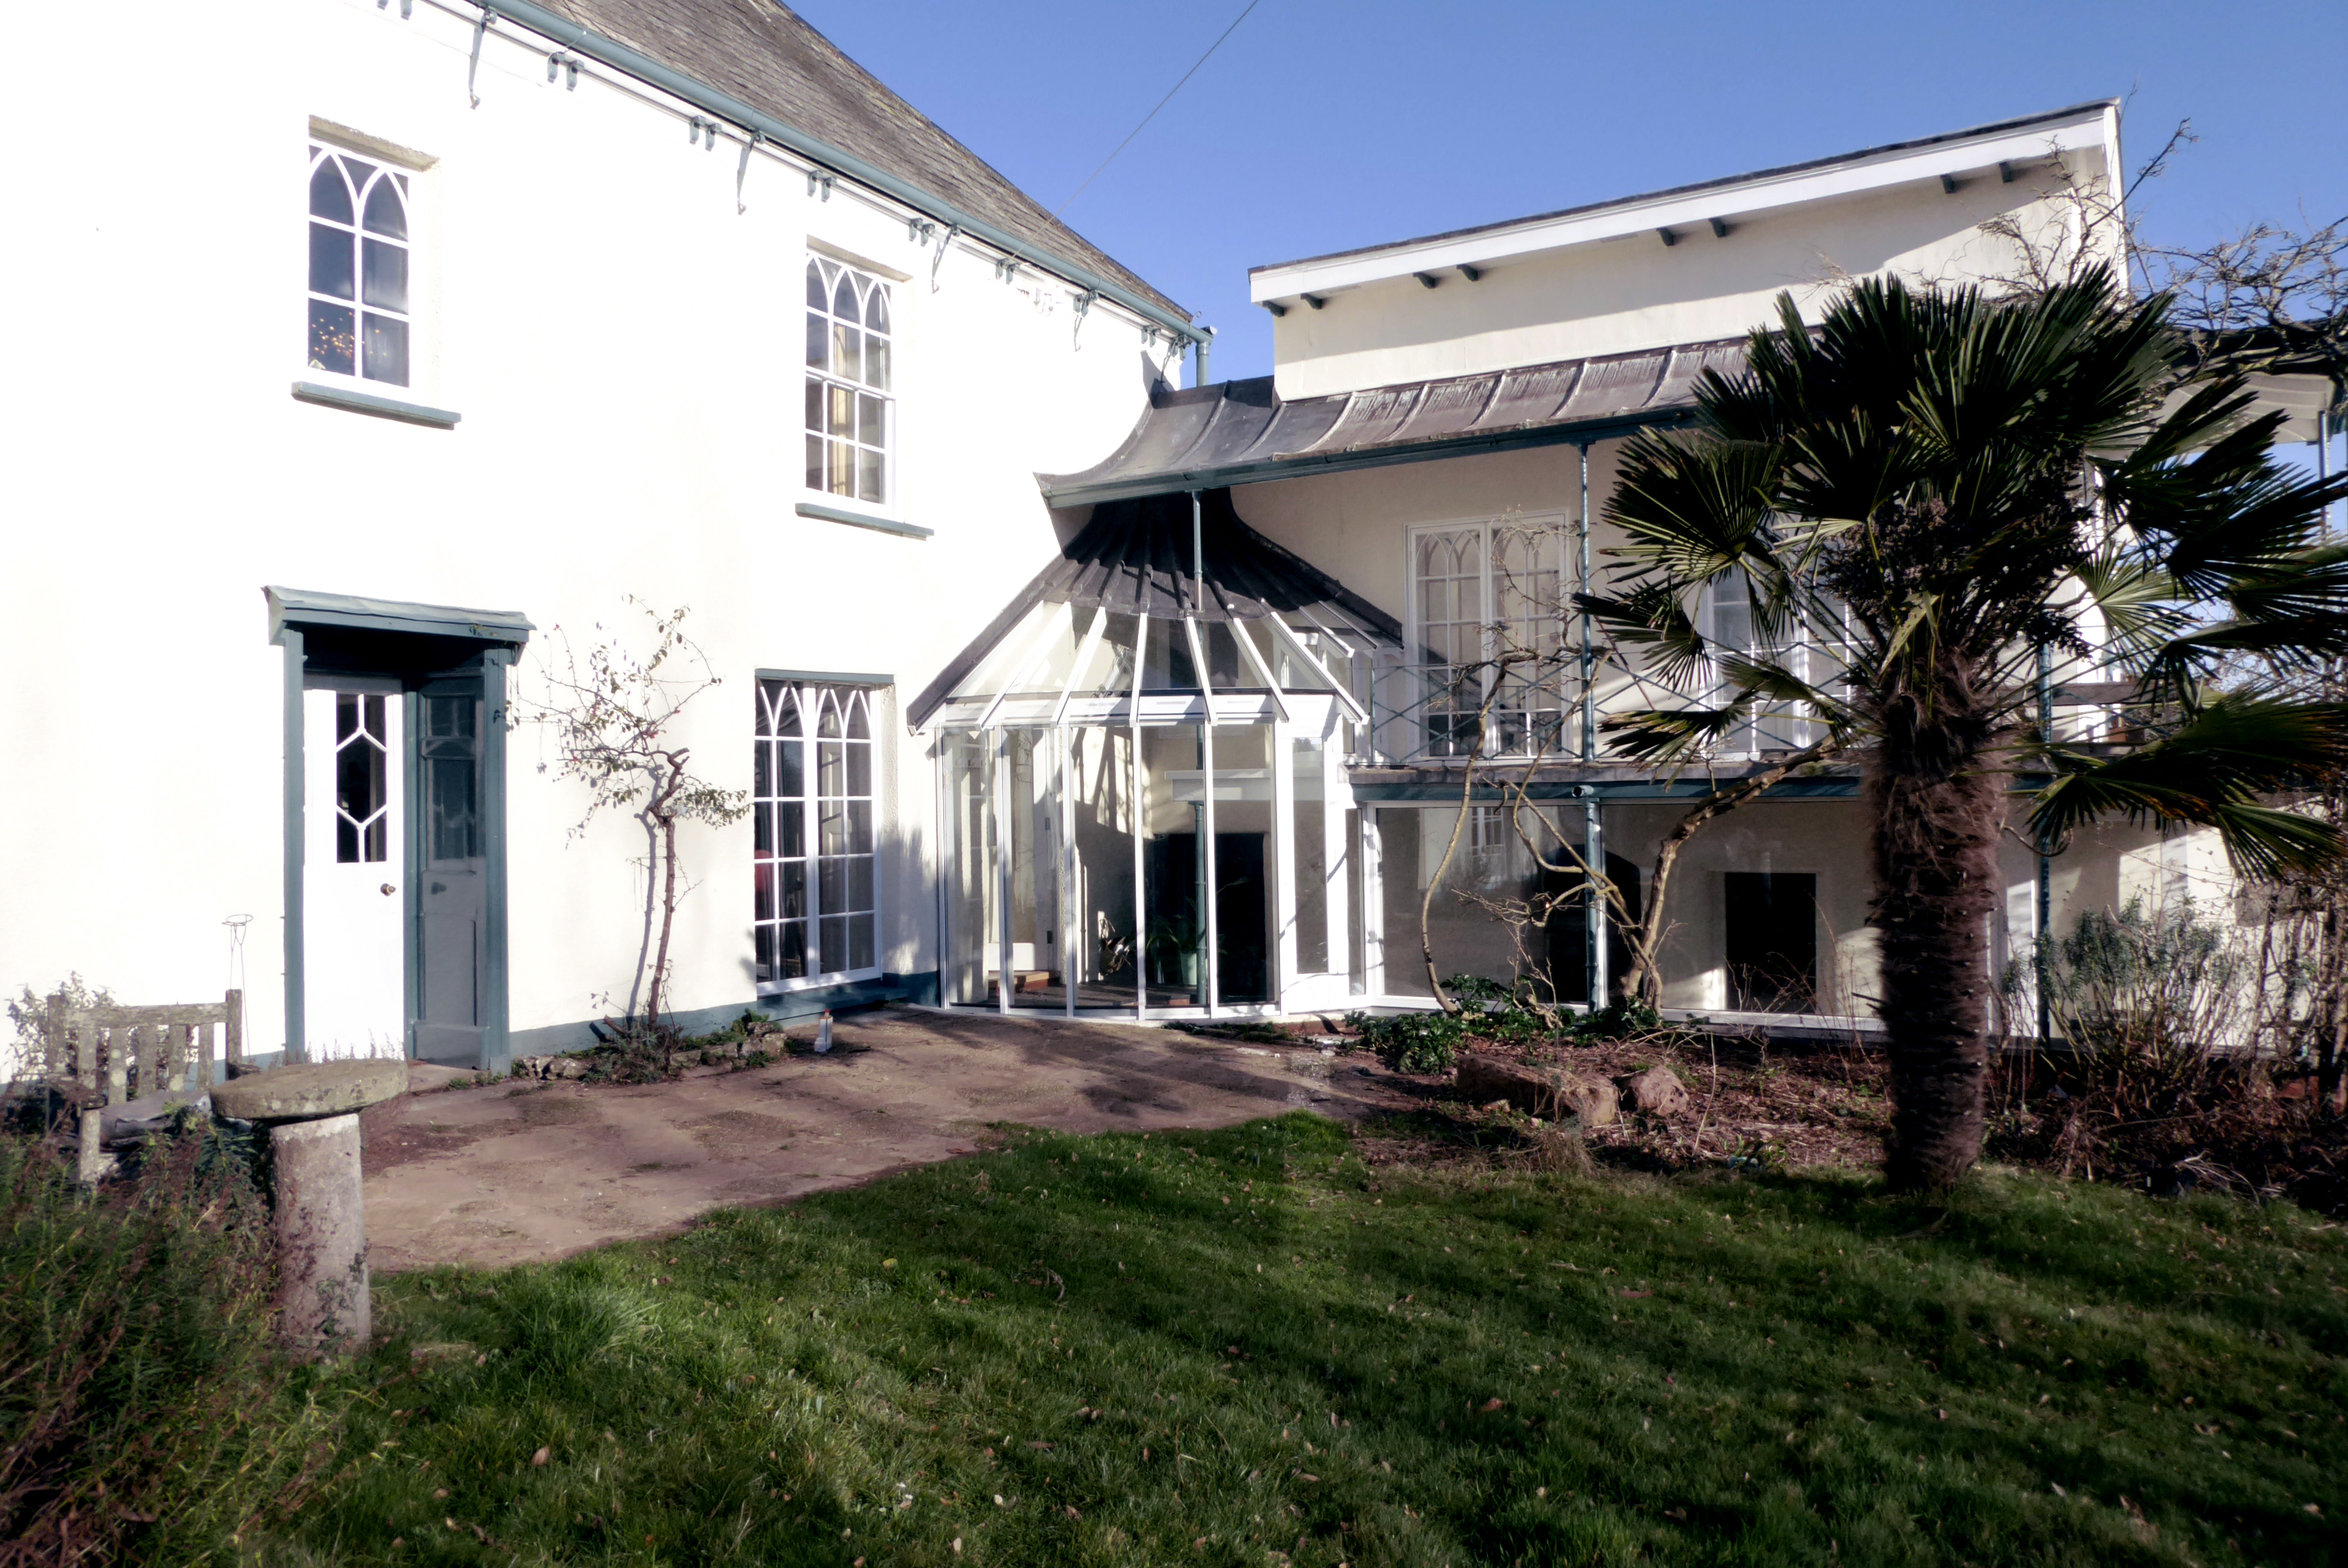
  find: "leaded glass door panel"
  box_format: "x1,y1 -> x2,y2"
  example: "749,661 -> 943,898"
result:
302,684 -> 404,1056
413,682 -> 486,1064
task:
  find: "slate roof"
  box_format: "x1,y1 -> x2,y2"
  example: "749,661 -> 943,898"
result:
1040,337 -> 1747,506
531,0 -> 1182,316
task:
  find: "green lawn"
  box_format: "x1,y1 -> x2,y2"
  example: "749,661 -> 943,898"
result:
276,1114 -> 2347,1567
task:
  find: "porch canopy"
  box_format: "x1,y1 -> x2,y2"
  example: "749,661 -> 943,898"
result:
909,488 -> 1402,733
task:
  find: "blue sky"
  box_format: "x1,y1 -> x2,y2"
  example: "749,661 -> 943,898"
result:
793,0 -> 2348,387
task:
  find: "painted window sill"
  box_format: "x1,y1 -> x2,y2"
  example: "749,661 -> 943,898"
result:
292,380 -> 461,428
795,499 -> 932,539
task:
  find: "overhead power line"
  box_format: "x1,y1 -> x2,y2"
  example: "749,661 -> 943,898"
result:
1053,0 -> 1263,219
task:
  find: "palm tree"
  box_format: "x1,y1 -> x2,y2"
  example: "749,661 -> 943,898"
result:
1589,266 -> 2348,1191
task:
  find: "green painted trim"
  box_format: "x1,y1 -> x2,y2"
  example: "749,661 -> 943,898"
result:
401,689 -> 423,1060
461,0 -> 1200,347
481,651 -> 514,1073
794,501 -> 934,539
266,586 -> 532,646
291,380 -> 462,428
756,667 -> 895,688
278,630 -> 306,1063
1041,408 -> 1699,508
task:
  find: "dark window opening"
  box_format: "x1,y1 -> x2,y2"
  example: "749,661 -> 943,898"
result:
1723,871 -> 1816,1013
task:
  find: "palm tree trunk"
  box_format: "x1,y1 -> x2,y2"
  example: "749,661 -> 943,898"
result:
1870,666 -> 2002,1192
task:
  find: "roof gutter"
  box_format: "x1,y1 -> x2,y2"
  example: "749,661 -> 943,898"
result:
1040,406 -> 1698,508
472,0 -> 1203,349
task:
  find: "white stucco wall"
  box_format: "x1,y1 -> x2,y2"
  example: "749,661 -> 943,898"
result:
1264,150 -> 2115,401
0,0 -> 1178,1066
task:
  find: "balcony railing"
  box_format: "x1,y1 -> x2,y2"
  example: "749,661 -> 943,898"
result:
1356,658 -> 2157,769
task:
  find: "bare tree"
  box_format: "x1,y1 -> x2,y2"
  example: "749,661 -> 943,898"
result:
512,600 -> 747,1034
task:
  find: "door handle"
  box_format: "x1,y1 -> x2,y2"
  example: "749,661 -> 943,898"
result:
380,883 -> 397,897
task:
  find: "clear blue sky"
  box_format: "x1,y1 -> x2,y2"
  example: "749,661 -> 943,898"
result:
792,0 -> 2348,385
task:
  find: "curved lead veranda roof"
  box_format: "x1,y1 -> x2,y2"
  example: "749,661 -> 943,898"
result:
906,490 -> 1402,730
1038,337 -> 1747,507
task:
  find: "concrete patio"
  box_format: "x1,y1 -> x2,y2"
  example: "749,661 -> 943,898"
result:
359,1006 -> 1412,1273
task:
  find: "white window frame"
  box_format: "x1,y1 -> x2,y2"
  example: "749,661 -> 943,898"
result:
1402,514 -> 1571,759
305,138 -> 423,392
803,256 -> 895,509
754,678 -> 885,992
1698,572 -> 1852,759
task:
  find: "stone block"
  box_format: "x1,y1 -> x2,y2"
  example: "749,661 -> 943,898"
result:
1616,1063 -> 1692,1118
1455,1053 -> 1618,1127
212,1058 -> 407,1124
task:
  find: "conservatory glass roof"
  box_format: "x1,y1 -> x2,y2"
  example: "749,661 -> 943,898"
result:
909,489 -> 1402,731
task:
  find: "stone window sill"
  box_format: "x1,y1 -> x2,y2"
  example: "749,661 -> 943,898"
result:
292,380 -> 461,428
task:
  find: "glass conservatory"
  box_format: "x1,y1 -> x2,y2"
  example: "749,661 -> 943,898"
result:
910,491 -> 1403,1018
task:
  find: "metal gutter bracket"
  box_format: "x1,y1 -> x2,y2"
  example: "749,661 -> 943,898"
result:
932,222 -> 960,288
807,169 -> 836,201
736,129 -> 765,212
467,8 -> 498,108
546,50 -> 580,89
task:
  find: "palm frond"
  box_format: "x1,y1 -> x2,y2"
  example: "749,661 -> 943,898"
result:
2025,693 -> 2348,876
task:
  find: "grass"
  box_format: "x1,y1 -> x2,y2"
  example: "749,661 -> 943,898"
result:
0,1127 -> 328,1564
274,1114 -> 2348,1567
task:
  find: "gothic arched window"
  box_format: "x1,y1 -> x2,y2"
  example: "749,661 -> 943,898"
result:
308,144 -> 411,386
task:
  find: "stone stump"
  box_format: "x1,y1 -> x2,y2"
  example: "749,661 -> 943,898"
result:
212,1059 -> 408,1356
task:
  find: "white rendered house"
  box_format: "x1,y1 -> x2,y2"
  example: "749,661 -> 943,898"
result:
0,0 -> 1203,1071
3,9 -> 2326,1075
921,99 -> 2332,1032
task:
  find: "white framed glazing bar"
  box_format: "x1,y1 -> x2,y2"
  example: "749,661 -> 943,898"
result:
1132,615 -> 1149,1020
1185,615 -> 1220,1018
1060,724 -> 1079,1019
1053,609 -> 1109,728
1271,712 -> 1297,1009
993,728 -> 1014,1014
1322,719 -> 1351,1005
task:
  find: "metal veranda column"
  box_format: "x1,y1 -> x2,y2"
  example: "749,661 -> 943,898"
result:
2036,641 -> 2054,1049
1578,443 -> 1604,1009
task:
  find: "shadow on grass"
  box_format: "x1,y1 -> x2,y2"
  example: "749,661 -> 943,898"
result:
281,1114 -> 2347,1567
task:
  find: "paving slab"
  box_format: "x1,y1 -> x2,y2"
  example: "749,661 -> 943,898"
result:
360,1008 -> 1412,1273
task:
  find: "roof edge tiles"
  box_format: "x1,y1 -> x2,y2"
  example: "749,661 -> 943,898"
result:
489,0 -> 1192,334
1037,337 -> 1745,507
1251,99 -> 2118,299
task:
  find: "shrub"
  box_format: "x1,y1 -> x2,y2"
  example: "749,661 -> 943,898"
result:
0,1127 -> 323,1565
1344,1009 -> 1470,1074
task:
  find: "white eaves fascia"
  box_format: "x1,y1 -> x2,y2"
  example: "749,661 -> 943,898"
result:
1249,104 -> 2118,303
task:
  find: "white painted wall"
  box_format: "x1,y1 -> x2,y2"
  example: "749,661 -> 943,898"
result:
0,0 -> 1178,1067
1264,150 -> 2116,401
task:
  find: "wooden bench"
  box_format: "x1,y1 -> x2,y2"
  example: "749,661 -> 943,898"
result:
44,990 -> 244,1181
